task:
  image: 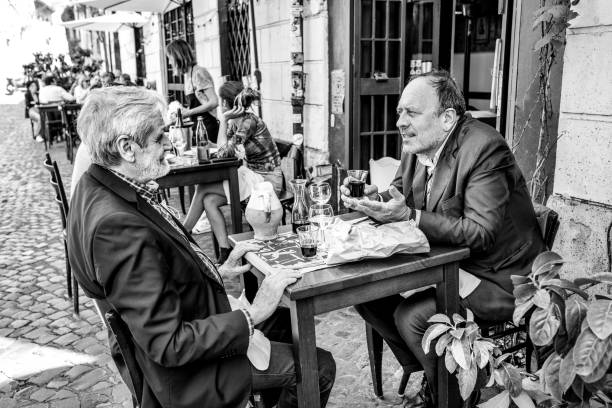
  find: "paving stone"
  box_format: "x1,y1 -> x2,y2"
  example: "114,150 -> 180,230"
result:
49,398 -> 79,408
46,380 -> 69,390
0,398 -> 18,408
9,320 -> 28,329
71,368 -> 107,391
29,368 -> 67,386
30,388 -> 56,402
63,365 -> 91,381
53,333 -> 79,347
48,391 -> 76,401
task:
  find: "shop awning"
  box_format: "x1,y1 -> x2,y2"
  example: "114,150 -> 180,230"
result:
70,0 -> 184,14
61,11 -> 148,31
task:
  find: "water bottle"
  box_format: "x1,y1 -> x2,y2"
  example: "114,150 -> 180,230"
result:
195,116 -> 209,163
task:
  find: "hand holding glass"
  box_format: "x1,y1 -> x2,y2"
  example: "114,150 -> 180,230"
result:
347,170 -> 369,198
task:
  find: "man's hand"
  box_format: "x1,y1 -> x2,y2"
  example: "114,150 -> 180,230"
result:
248,269 -> 302,325
339,176 -> 379,200
217,242 -> 262,279
341,186 -> 412,223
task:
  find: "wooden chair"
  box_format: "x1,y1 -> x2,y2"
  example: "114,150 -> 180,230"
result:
43,153 -> 79,316
38,104 -> 64,150
364,203 -> 560,398
59,103 -> 81,164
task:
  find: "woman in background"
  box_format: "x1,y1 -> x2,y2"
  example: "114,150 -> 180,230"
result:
25,80 -> 43,143
165,39 -> 219,142
183,82 -> 282,263
73,76 -> 90,104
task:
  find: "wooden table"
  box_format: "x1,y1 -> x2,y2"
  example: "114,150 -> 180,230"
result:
157,158 -> 243,234
229,215 -> 470,408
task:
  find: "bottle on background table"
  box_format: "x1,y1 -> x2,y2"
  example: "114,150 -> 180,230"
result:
195,116 -> 209,164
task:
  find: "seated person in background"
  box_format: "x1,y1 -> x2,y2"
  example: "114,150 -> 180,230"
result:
39,76 -> 75,104
341,70 -> 545,405
118,73 -> 136,86
25,80 -> 44,143
100,71 -> 118,87
73,76 -> 90,104
182,82 -> 283,264
67,86 -> 335,408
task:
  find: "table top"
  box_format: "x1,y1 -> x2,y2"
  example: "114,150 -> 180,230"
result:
165,157 -> 241,174
229,213 -> 469,301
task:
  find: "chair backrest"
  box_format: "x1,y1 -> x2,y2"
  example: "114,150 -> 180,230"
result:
105,309 -> 143,407
43,154 -> 69,227
532,202 -> 560,250
369,157 -> 400,192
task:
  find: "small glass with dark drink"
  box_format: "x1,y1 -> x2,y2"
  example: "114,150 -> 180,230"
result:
296,225 -> 318,258
347,170 -> 369,198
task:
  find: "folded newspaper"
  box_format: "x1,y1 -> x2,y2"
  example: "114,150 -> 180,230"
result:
324,218 -> 430,264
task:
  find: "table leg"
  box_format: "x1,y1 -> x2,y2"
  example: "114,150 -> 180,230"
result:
290,299 -> 320,408
228,166 -> 242,234
436,262 -> 460,408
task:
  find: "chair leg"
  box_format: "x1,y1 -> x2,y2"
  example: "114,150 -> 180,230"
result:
72,275 -> 79,316
179,186 -> 187,214
64,241 -> 73,299
398,369 -> 410,396
366,322 -> 384,398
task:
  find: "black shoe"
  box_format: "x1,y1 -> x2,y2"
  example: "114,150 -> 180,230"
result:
416,376 -> 435,408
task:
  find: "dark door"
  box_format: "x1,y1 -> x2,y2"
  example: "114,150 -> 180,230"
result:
351,0 -> 451,169
163,1 -> 195,104
134,26 -> 147,83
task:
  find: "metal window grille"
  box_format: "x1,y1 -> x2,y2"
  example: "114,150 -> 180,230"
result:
227,0 -> 251,81
163,1 -> 195,104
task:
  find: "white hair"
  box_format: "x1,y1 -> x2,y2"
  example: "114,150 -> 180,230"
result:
77,86 -> 167,167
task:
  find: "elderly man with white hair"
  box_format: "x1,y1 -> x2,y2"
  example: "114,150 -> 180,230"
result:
67,87 -> 335,408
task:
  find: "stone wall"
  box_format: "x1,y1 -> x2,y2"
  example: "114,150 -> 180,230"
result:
548,0 -> 612,278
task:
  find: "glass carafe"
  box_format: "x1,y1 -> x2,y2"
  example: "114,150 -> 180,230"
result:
290,179 -> 309,234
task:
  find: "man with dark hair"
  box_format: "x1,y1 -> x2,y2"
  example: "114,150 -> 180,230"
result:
341,69 -> 545,405
100,71 -> 117,87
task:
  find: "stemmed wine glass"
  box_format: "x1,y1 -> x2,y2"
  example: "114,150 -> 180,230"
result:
308,203 -> 334,251
308,182 -> 331,205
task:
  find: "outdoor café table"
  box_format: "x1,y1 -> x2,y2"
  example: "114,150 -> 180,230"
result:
156,158 -> 243,235
229,212 -> 470,408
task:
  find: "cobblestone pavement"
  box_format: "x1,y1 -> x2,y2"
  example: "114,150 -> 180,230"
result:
0,95 -> 423,408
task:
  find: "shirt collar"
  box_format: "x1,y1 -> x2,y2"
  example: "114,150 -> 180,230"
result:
416,120 -> 459,171
109,169 -> 159,202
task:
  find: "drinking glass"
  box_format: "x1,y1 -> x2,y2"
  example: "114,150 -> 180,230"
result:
308,204 -> 334,250
347,170 -> 369,198
308,182 -> 332,204
296,225 -> 318,258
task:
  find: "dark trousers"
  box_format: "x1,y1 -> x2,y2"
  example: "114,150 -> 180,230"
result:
252,308 -> 336,408
354,280 -> 514,399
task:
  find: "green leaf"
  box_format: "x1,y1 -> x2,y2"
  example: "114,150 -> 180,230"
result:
579,337 -> 612,384
531,251 -> 564,277
510,392 -> 536,408
445,348 -> 457,374
542,278 -> 589,299
474,341 -> 491,369
511,275 -> 530,286
501,362 -> 523,398
592,273 -> 612,284
543,352 -> 563,402
466,308 -> 474,322
573,328 -> 611,377
566,297 -> 588,344
559,349 -> 577,393
422,323 -> 451,355
529,304 -> 561,346
453,313 -> 466,325
458,362 -> 478,401
451,338 -> 471,370
428,314 -> 451,325
477,390 -> 510,408
522,377 -> 553,405
586,299 -> 612,339
513,299 -> 535,326
451,327 -> 466,339
435,333 -> 453,357
574,277 -> 602,287
495,353 -> 512,367
571,376 -> 585,401
533,289 -> 551,309
514,283 -> 538,303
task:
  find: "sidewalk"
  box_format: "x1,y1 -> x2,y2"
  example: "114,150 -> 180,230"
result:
0,98 -> 420,408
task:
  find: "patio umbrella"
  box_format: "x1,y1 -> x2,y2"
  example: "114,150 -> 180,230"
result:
61,12 -> 149,31
70,0 -> 184,13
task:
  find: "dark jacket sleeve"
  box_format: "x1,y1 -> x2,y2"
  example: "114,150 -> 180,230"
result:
418,141 -> 514,253
92,212 -> 250,367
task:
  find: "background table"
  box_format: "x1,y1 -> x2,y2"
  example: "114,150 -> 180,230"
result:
230,217 -> 469,408
157,158 -> 242,234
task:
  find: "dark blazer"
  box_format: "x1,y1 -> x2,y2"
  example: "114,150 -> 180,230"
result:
67,164 -> 251,408
382,114 -> 545,296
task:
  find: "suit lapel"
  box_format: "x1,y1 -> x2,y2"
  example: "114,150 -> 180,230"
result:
412,163 -> 427,210
89,165 -> 223,287
426,155 -> 453,212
